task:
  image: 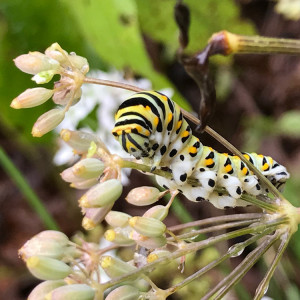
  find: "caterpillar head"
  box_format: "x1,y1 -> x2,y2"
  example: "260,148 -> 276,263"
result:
112,129 -> 151,160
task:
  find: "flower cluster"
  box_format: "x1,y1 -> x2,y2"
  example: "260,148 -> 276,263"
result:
11,43 -> 89,137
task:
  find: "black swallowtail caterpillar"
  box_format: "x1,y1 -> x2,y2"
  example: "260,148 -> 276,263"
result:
112,91 -> 289,209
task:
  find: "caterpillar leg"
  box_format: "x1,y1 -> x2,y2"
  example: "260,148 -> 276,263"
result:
209,192 -> 248,209
218,174 -> 243,199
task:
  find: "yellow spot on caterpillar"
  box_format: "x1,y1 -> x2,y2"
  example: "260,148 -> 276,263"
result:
168,113 -> 173,123
189,147 -> 197,154
161,95 -> 168,101
269,157 -> 273,165
262,163 -> 269,171
146,106 -> 151,111
242,167 -> 248,175
181,131 -> 189,138
125,128 -> 131,134
136,125 -> 142,133
208,147 -> 213,151
225,164 -> 232,173
154,116 -> 159,126
243,154 -> 250,160
176,120 -> 182,129
206,158 -> 214,166
223,153 -> 228,157
258,154 -> 264,158
233,155 -> 239,159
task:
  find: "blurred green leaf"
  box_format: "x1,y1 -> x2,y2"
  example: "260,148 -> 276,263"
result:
276,111 -> 300,137
61,0 -> 190,110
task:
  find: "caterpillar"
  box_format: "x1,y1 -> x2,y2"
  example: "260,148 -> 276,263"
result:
112,91 -> 290,209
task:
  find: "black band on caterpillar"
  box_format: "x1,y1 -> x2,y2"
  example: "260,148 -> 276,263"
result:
112,91 -> 290,209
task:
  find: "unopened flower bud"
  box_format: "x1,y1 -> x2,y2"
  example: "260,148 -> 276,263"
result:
32,70 -> 56,84
147,250 -> 171,263
143,205 -> 169,221
129,216 -> 166,238
104,227 -> 134,246
19,230 -> 69,261
106,285 -> 140,300
11,88 -> 53,109
68,54 -> 89,74
126,186 -> 160,206
79,179 -> 122,208
45,43 -> 68,64
46,284 -> 95,300
28,280 -> 66,300
14,52 -> 60,75
32,108 -> 65,137
26,256 -> 72,280
72,158 -> 105,179
60,129 -> 106,154
100,255 -> 136,279
105,211 -> 131,228
82,205 -> 113,230
130,231 -> 167,249
70,178 -> 98,190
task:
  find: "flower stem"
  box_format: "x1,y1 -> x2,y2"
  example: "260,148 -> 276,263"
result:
100,217 -> 287,290
168,213 -> 264,231
254,228 -> 291,300
202,230 -> 282,300
166,227 -> 275,296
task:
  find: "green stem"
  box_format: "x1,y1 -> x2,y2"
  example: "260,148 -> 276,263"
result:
170,219 -> 261,241
241,194 -> 279,212
0,146 -> 59,230
202,231 -> 281,300
254,229 -> 291,300
166,227 -> 274,296
168,213 -> 263,231
100,217 -> 287,290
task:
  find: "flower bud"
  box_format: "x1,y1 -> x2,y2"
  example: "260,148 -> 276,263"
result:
126,186 -> 160,206
70,178 -> 98,190
68,54 -> 89,74
82,205 -> 113,230
32,108 -> 65,137
11,88 -> 53,109
60,129 -> 104,154
19,230 -> 69,261
26,256 -> 72,280
72,158 -> 105,179
32,70 -> 56,84
60,167 -> 84,183
130,231 -> 167,249
14,52 -> 60,75
105,211 -> 131,228
100,255 -> 136,279
147,250 -> 171,263
52,81 -> 82,105
104,227 -> 134,246
128,217 -> 166,238
46,284 -> 95,300
45,43 -> 68,64
105,285 -> 140,300
79,179 -> 122,208
143,205 -> 169,221
28,280 -> 66,300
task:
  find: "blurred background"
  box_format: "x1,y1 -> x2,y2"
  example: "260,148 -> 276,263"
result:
1,0 -> 300,299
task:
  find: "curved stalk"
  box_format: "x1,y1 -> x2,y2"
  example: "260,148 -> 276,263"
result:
254,229 -> 291,300
166,227 -> 275,296
202,230 -> 282,300
100,217 -> 288,290
168,213 -> 264,231
169,219 -> 261,241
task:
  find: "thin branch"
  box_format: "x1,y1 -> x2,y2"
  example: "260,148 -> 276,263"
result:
100,217 -> 288,290
254,229 -> 291,300
168,213 -> 264,231
169,219 -> 261,241
166,227 -> 275,296
202,231 -> 281,300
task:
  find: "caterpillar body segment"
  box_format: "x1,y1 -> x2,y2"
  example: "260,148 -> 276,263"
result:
112,91 -> 290,209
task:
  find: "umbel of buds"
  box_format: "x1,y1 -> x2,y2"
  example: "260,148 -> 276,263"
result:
12,43 -> 89,137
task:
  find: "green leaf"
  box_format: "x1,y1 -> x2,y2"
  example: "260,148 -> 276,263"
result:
61,0 -> 190,110
276,111 -> 300,137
